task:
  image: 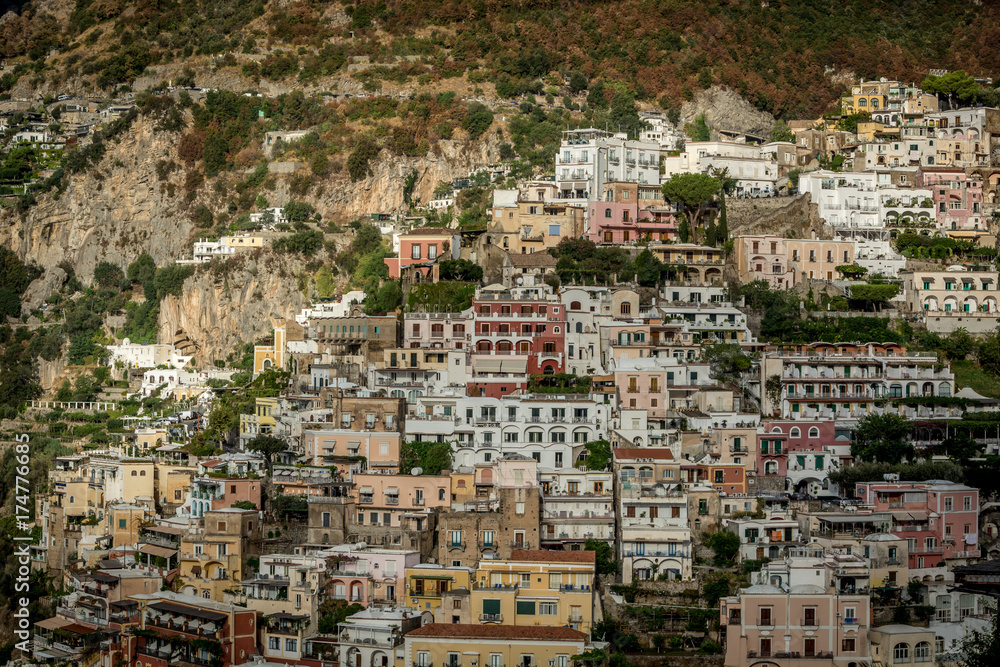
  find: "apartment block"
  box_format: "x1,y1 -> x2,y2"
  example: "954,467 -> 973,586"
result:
855,480 -> 980,568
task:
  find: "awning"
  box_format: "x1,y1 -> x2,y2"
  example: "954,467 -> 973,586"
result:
35,617 -> 73,631
500,359 -> 528,373
385,487 -> 399,494
891,510 -> 928,521
476,359 -> 503,373
139,544 -> 178,559
149,601 -> 227,623
412,574 -> 455,580
359,486 -> 374,494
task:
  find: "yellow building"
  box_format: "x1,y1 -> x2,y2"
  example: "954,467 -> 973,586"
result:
133,428 -> 168,453
108,503 -> 154,548
472,550 -> 595,633
253,318 -> 289,374
240,396 -> 278,440
177,508 -> 261,601
405,564 -> 474,617
404,624 -> 587,667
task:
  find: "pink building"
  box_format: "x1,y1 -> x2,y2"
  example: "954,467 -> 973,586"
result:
917,167 -> 984,236
384,228 -> 461,278
756,430 -> 788,480
469,291 -> 567,398
321,544 -> 421,606
721,548 -> 872,667
188,476 -> 263,516
301,430 -> 402,473
855,480 -> 980,568
736,235 -> 794,288
586,201 -> 677,244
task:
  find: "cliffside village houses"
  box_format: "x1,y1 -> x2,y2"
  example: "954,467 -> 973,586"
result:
31,79 -> 1000,667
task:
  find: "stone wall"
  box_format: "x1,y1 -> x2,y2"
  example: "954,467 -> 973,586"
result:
725,194 -> 824,240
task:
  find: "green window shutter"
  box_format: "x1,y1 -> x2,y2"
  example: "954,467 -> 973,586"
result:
483,599 -> 501,614
516,601 -> 536,615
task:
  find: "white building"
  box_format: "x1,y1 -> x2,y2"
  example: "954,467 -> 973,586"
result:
106,340 -> 191,370
538,469 -> 616,548
555,128 -> 660,201
407,395 -> 611,470
799,170 -> 935,239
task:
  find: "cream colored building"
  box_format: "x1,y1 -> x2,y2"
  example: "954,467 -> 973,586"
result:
870,624 -> 936,667
404,624 -> 587,667
900,268 -> 1000,315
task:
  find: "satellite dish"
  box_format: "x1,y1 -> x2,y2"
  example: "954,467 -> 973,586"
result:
411,467 -> 423,476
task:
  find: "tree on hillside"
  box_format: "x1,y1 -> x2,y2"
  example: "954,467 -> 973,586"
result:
770,120 -> 794,142
921,70 -> 979,106
960,609 -> 1000,667
661,173 -> 721,235
246,434 -> 288,473
850,414 -> 914,463
461,103 -> 494,139
569,71 -> 588,93
127,254 -> 157,285
705,531 -> 740,565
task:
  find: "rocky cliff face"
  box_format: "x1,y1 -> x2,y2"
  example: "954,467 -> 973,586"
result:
300,131 -> 503,223
0,115 -> 193,279
157,251 -> 308,365
681,86 -> 775,141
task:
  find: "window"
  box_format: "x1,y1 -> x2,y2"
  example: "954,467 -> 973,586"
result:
285,639 -> 297,652
894,643 -> 910,662
268,637 -> 280,650
808,426 -> 819,438
482,530 -> 495,546
516,600 -> 536,615
914,642 -> 931,663
539,602 -> 558,615
842,638 -> 856,653
945,497 -> 953,511
118,519 -> 127,529
411,244 -> 421,260
964,496 -> 972,510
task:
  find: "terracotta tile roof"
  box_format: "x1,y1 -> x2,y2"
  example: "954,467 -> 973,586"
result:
508,252 -> 557,268
613,447 -> 675,460
406,623 -> 587,640
510,549 -> 596,563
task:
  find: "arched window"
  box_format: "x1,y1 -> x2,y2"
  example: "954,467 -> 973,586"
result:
858,98 -> 867,107
575,322 -> 583,333
771,426 -> 783,433
790,427 -> 801,438
914,642 -> 931,663
621,302 -> 631,315
871,98 -> 880,109
808,427 -> 819,438
570,301 -> 581,310
894,643 -> 910,662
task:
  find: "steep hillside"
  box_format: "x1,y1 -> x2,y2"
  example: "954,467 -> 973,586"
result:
3,0 -> 1000,116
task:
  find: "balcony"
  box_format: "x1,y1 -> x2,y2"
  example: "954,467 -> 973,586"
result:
729,615 -> 742,625
479,613 -> 503,623
801,617 -> 819,627
757,617 -> 775,627
569,613 -> 584,623
448,541 -> 466,551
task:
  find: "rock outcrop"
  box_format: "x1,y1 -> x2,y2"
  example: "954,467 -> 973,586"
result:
726,194 -> 824,239
0,116 -> 193,279
681,86 -> 775,141
157,251 -> 309,365
21,266 -> 67,312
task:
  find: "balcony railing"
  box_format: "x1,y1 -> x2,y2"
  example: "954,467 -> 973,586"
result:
479,613 -> 503,622
757,617 -> 775,627
801,617 -> 818,627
